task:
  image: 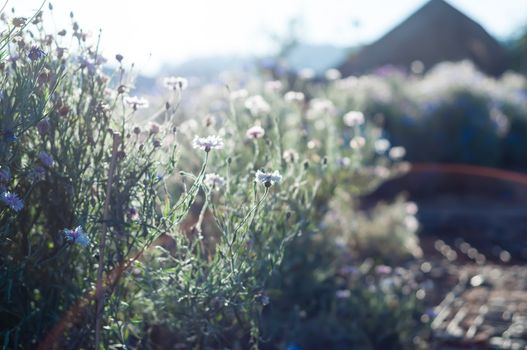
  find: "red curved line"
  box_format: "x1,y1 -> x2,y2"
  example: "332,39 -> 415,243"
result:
409,163 -> 527,186
37,234 -> 175,349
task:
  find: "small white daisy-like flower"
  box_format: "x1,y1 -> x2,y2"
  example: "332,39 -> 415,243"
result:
246,125 -> 265,139
244,95 -> 271,117
264,80 -> 283,94
374,138 -> 391,153
204,173 -> 226,191
405,202 -> 418,215
343,111 -> 365,127
284,91 -> 305,103
192,135 -> 224,152
389,146 -> 406,160
230,89 -> 248,100
282,149 -> 299,163
163,76 -> 188,91
298,68 -> 315,80
255,170 -> 282,188
325,68 -> 342,81
350,136 -> 366,149
308,98 -> 336,118
338,157 -> 351,167
374,166 -> 390,179
404,215 -> 419,231
124,96 -> 149,109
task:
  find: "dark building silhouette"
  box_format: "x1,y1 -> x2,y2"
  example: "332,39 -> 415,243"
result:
338,0 -> 507,76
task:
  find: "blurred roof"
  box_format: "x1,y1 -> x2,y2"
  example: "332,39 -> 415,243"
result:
338,0 -> 507,76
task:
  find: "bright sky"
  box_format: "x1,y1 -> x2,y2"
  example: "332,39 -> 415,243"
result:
11,0 -> 527,75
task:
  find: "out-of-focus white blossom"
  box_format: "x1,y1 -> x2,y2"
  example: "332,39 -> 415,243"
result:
192,135 -> 224,152
343,111 -> 365,127
389,146 -> 406,160
246,125 -> 265,139
245,95 -> 271,117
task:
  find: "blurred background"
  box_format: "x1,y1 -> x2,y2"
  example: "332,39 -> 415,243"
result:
15,0 -> 527,78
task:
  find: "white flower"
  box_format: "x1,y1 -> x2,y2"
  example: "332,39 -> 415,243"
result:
163,76 -> 188,91
245,95 -> 271,117
192,135 -> 224,152
265,80 -> 283,93
284,91 -> 305,103
374,166 -> 390,178
343,111 -> 365,127
325,68 -> 342,81
255,170 -> 282,187
204,173 -> 226,190
298,68 -> 315,80
308,98 -> 336,118
124,96 -> 149,109
374,139 -> 391,153
389,146 -> 406,160
179,119 -> 199,138
338,157 -> 351,167
350,136 -> 366,149
246,125 -> 265,139
405,202 -> 418,215
282,149 -> 299,163
230,89 -> 248,100
404,215 -> 419,231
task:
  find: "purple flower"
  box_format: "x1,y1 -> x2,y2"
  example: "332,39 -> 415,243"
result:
425,307 -> 438,319
1,192 -> 24,212
2,129 -> 16,143
375,265 -> 392,275
127,207 -> 139,221
63,226 -> 89,246
37,118 -> 51,135
28,46 -> 46,61
38,151 -> 54,168
339,265 -> 360,276
28,166 -> 46,182
77,56 -> 97,74
149,122 -> 160,134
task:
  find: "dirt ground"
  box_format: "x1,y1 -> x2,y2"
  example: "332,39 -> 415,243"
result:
364,167 -> 527,349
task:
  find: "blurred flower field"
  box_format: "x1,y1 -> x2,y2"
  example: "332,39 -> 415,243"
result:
1,5 -> 526,350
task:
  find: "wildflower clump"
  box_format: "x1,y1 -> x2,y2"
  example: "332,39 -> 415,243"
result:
0,6 -> 428,350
